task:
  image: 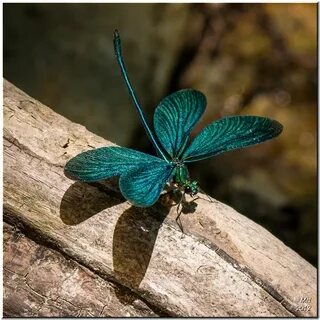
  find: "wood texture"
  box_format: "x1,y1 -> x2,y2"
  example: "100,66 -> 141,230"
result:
3,79 -> 317,317
3,223 -> 160,317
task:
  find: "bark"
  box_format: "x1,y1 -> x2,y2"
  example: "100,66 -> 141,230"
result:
3,79 -> 317,317
3,223 -> 161,317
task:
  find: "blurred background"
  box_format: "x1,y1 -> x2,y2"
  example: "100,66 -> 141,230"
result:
3,3 -> 317,266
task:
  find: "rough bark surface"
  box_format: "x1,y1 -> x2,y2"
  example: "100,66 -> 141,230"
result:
3,223 -> 160,317
3,79 -> 317,317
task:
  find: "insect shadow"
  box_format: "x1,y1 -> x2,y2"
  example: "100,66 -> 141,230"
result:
60,179 -> 124,225
60,179 -> 198,302
112,191 -> 198,303
112,202 -> 169,298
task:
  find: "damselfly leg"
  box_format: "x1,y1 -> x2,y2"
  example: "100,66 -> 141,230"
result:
175,191 -> 186,233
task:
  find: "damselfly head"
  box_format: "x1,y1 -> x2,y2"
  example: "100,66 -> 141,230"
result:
184,180 -> 199,197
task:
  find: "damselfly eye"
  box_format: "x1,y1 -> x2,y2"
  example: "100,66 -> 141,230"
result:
185,186 -> 192,194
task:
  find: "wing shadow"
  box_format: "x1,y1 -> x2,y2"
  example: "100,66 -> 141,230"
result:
112,190 -> 199,304
60,179 -> 124,225
112,199 -> 171,303
60,182 -> 197,305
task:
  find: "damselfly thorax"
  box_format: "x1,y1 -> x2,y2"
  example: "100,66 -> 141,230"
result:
172,163 -> 199,197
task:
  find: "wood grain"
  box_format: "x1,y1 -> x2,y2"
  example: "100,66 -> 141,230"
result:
3,79 -> 317,317
3,223 -> 161,317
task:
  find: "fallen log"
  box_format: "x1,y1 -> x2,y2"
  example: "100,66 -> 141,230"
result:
3,79 -> 317,317
3,223 -> 161,317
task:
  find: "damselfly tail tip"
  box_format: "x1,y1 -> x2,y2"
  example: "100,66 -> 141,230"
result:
114,29 -> 120,38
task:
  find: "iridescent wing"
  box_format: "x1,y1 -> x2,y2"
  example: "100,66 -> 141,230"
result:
119,163 -> 176,207
153,89 -> 206,159
65,146 -> 167,182
182,116 -> 283,162
64,146 -> 175,206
